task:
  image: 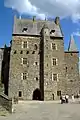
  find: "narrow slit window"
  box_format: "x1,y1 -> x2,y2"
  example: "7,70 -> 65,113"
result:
19,91 -> 22,97
34,44 -> 38,50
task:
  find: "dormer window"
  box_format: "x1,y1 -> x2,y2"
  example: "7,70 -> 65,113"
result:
22,27 -> 28,32
50,30 -> 55,34
51,43 -> 57,50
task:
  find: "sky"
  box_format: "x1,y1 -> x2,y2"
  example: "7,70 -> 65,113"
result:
0,0 -> 80,52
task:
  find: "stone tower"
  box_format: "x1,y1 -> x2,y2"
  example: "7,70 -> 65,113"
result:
7,16 -> 80,100
64,35 -> 80,96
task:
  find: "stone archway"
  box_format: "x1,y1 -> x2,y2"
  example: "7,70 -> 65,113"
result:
32,88 -> 41,100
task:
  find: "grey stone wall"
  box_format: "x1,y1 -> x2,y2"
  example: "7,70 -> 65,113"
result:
41,27 -> 66,100
8,18 -> 80,101
0,93 -> 12,113
64,52 -> 80,96
8,36 -> 40,100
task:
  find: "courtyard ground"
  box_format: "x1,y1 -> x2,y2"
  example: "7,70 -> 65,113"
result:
0,100 -> 80,120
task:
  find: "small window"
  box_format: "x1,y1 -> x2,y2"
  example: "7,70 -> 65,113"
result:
52,43 -> 57,50
19,91 -> 22,97
34,62 -> 38,66
53,58 -> 57,66
57,91 -> 61,96
32,51 -> 35,54
26,51 -> 29,54
71,67 -> 73,70
70,80 -> 73,82
50,30 -> 55,34
23,73 -> 27,80
66,67 -> 67,72
20,51 -> 23,54
21,73 -> 28,80
22,27 -> 28,32
22,58 -> 28,64
22,41 -> 28,48
35,62 -> 38,65
52,74 -> 58,81
47,64 -> 48,67
36,77 -> 38,81
34,44 -> 38,50
14,50 -> 17,54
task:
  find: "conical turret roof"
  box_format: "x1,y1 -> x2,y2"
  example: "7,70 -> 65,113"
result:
68,35 -> 77,51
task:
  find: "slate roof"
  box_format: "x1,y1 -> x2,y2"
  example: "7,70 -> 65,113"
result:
68,35 -> 77,51
13,16 -> 63,37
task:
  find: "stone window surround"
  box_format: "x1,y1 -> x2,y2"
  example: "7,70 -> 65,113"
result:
52,58 -> 58,66
20,50 -> 23,54
21,58 -> 28,65
57,91 -> 61,96
22,41 -> 28,48
52,73 -> 58,81
22,27 -> 28,32
34,77 -> 39,81
33,62 -> 39,66
18,91 -> 23,97
21,73 -> 28,80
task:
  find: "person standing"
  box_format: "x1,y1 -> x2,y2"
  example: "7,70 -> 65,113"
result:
65,94 -> 69,103
72,94 -> 75,102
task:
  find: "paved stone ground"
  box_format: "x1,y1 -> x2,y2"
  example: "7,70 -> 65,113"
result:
0,100 -> 80,120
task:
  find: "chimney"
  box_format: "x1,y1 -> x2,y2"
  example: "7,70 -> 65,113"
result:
55,17 -> 60,25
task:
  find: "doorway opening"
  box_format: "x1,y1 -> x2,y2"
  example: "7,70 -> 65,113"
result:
32,88 -> 41,100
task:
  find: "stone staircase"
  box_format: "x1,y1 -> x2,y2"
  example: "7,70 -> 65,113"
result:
0,105 -> 9,116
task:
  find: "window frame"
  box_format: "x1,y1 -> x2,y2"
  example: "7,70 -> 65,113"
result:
18,91 -> 22,97
52,73 -> 58,81
22,58 -> 28,65
57,91 -> 61,96
21,73 -> 28,80
51,43 -> 57,50
52,58 -> 58,66
22,41 -> 28,48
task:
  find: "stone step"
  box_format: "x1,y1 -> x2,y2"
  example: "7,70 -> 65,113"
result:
0,105 -> 9,116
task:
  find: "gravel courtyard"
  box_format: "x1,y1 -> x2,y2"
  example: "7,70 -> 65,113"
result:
0,101 -> 80,120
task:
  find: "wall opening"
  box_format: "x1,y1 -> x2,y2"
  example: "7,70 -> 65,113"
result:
32,88 -> 41,100
18,91 -> 22,97
52,93 -> 54,100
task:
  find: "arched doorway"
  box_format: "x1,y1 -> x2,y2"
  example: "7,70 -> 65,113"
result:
32,88 -> 41,100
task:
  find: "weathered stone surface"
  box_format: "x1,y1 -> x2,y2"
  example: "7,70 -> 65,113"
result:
4,17 -> 80,101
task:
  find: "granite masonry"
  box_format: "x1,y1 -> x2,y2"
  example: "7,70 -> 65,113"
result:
0,16 -> 80,101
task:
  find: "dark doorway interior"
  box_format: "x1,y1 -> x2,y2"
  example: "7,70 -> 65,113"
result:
33,88 -> 41,100
52,93 -> 54,100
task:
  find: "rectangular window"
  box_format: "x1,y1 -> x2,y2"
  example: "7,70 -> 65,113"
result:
18,91 -> 22,97
52,74 -> 58,81
57,91 -> 61,96
21,73 -> 28,80
51,43 -> 57,50
53,58 -> 57,66
22,41 -> 28,48
22,58 -> 28,64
